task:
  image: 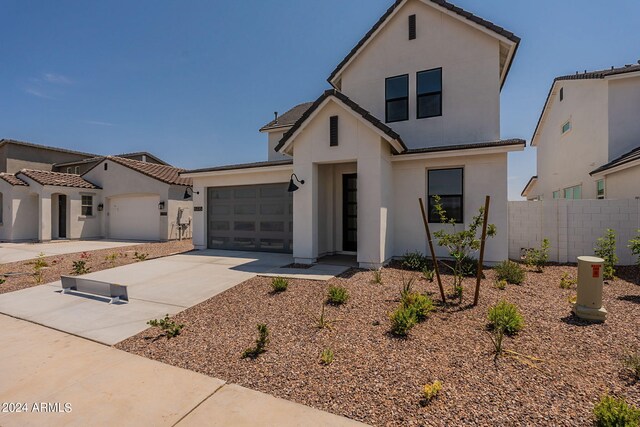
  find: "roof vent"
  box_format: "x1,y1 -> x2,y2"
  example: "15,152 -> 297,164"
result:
274,112 -> 278,124
611,66 -> 615,70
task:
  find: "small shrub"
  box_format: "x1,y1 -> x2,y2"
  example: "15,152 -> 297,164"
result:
401,251 -> 429,271
105,253 -> 118,265
147,314 -> 184,339
72,260 -> 90,276
33,253 -> 48,284
488,300 -> 524,336
314,304 -> 336,330
371,269 -> 383,284
0,277 -> 5,285
422,267 -> 435,283
488,327 -> 506,357
400,274 -> 416,298
568,294 -> 577,305
526,238 -> 550,272
401,292 -> 434,321
622,349 -> 640,381
494,260 -> 526,285
559,273 -> 577,289
327,285 -> 349,305
134,252 -> 148,262
389,306 -> 418,336
594,229 -> 618,280
320,348 -> 334,365
629,230 -> 640,267
271,277 -> 289,293
452,284 -> 463,304
460,256 -> 479,278
494,279 -> 507,290
242,323 -> 269,359
422,380 -> 443,404
593,394 -> 640,427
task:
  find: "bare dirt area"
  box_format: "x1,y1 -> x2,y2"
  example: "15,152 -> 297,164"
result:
0,240 -> 194,295
116,263 -> 640,426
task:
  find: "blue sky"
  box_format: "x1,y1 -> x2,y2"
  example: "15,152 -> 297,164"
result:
1,0 -> 639,200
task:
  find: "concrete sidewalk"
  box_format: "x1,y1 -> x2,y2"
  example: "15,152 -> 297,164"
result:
0,240 -> 142,264
0,315 -> 367,427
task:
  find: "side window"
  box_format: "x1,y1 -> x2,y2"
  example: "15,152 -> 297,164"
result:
563,185 -> 582,200
428,168 -> 463,223
417,68 -> 442,119
385,75 -> 409,123
562,120 -> 572,134
81,195 -> 94,216
553,190 -> 561,199
596,179 -> 605,199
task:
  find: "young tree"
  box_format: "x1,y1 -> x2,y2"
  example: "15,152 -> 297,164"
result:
629,230 -> 640,266
594,229 -> 618,280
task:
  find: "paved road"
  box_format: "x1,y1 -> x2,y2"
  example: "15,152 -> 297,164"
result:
0,315 -> 367,427
0,240 -> 143,264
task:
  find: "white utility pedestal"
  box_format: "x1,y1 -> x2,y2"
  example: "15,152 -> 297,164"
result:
572,256 -> 607,321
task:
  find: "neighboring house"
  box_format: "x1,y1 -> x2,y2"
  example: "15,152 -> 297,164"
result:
0,139 -> 97,174
52,152 -> 170,175
182,0 -> 525,268
0,156 -> 192,242
523,63 -> 640,201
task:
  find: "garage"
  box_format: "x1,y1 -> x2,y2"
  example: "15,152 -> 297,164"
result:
207,183 -> 292,253
108,195 -> 161,241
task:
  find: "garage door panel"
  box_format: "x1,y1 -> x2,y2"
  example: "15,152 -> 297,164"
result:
207,183 -> 292,253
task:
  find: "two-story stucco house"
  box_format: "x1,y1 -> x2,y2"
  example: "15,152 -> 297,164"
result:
522,63 -> 640,201
183,0 -> 525,268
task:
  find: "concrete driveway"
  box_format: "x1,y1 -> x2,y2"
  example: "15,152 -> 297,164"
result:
0,250 -> 292,344
0,240 -> 143,264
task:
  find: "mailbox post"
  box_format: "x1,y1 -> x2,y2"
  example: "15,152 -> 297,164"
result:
572,256 -> 607,321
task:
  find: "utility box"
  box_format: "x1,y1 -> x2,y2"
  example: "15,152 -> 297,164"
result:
572,256 -> 607,322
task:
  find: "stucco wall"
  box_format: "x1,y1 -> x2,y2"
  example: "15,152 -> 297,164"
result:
608,75 -> 640,160
393,152 -> 509,263
603,166 -> 640,199
339,0 -> 501,149
267,131 -> 291,161
0,183 -> 39,241
509,199 -> 640,265
4,143 -> 92,174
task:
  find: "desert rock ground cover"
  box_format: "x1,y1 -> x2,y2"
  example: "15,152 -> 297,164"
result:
118,263 -> 640,426
0,240 -> 194,295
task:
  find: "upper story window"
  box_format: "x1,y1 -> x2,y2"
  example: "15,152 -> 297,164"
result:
385,74 -> 409,123
428,168 -> 463,223
417,68 -> 442,119
596,179 -> 605,199
75,166 -> 80,174
564,185 -> 581,200
66,167 -> 72,174
562,120 -> 572,134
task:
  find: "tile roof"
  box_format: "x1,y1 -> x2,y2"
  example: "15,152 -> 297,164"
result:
260,102 -> 314,132
115,152 -> 171,166
275,89 -> 406,153
590,145 -> 640,175
327,0 -> 520,88
182,159 -> 294,174
0,173 -> 28,186
104,156 -> 192,186
398,139 -> 526,155
17,169 -> 100,189
0,138 -> 98,158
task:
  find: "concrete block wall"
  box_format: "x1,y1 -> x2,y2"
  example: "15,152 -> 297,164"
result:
509,199 -> 640,265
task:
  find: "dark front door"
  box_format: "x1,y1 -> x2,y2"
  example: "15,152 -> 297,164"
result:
58,195 -> 67,239
342,174 -> 357,252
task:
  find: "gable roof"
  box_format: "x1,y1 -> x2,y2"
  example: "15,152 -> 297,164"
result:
87,156 -> 192,186
0,139 -> 98,158
327,0 -> 520,89
260,102 -> 314,132
17,169 -> 100,189
0,173 -> 28,186
521,175 -> 538,198
590,145 -> 640,176
115,152 -> 171,166
531,63 -> 640,146
275,89 -> 406,154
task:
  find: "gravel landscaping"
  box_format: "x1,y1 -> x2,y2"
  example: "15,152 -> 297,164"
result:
0,240 -> 194,295
117,262 -> 640,426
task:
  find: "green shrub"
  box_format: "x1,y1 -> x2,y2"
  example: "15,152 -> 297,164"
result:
389,306 -> 418,336
623,349 -> 640,381
32,253 -> 48,284
400,274 -> 416,298
371,269 -> 383,284
134,252 -> 148,262
147,314 -> 184,339
314,304 -> 335,330
320,348 -> 334,365
72,260 -> 90,276
488,300 -> 524,336
271,277 -> 289,293
594,229 -> 618,280
327,285 -> 349,305
242,323 -> 269,359
593,394 -> 640,427
401,292 -> 434,321
105,253 -> 118,265
494,279 -> 507,290
559,273 -> 577,289
495,260 -> 526,285
422,380 -> 443,404
422,267 -> 435,282
401,251 -> 429,271
526,238 -> 550,272
460,256 -> 479,277
628,230 -> 640,267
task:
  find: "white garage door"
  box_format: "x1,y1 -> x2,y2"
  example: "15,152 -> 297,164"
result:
108,195 -> 160,241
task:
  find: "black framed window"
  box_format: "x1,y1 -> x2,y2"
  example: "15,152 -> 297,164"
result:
385,74 -> 409,123
417,68 -> 442,119
428,168 -> 463,223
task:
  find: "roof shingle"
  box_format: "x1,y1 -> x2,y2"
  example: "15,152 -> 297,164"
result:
17,170 -> 100,189
399,139 -> 526,155
260,102 -> 314,132
182,159 -> 293,175
590,145 -> 640,176
104,156 -> 192,186
0,173 -> 29,186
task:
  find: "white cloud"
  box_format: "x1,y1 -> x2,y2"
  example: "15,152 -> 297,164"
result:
83,120 -> 115,127
25,87 -> 53,99
42,73 -> 72,85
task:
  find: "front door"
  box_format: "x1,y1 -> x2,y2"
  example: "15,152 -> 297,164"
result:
342,174 -> 357,252
58,195 -> 67,239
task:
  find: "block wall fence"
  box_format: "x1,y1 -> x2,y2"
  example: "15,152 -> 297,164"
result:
508,199 -> 640,266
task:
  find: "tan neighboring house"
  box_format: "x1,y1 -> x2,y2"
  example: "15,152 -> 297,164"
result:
523,63 -> 640,201
183,0 -> 525,268
0,139 -> 192,242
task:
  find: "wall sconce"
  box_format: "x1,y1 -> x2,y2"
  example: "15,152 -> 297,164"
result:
97,203 -> 104,212
287,173 -> 305,192
158,201 -> 166,210
183,187 -> 200,200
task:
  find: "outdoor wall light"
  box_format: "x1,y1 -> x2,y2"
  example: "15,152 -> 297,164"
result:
158,201 -> 166,210
183,187 -> 200,200
97,203 -> 104,212
287,173 -> 305,192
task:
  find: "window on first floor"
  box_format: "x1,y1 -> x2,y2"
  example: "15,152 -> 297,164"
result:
564,185 -> 582,200
417,68 -> 442,119
385,74 -> 409,123
553,190 -> 561,199
81,195 -> 94,216
427,168 -> 463,223
596,179 -> 605,199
